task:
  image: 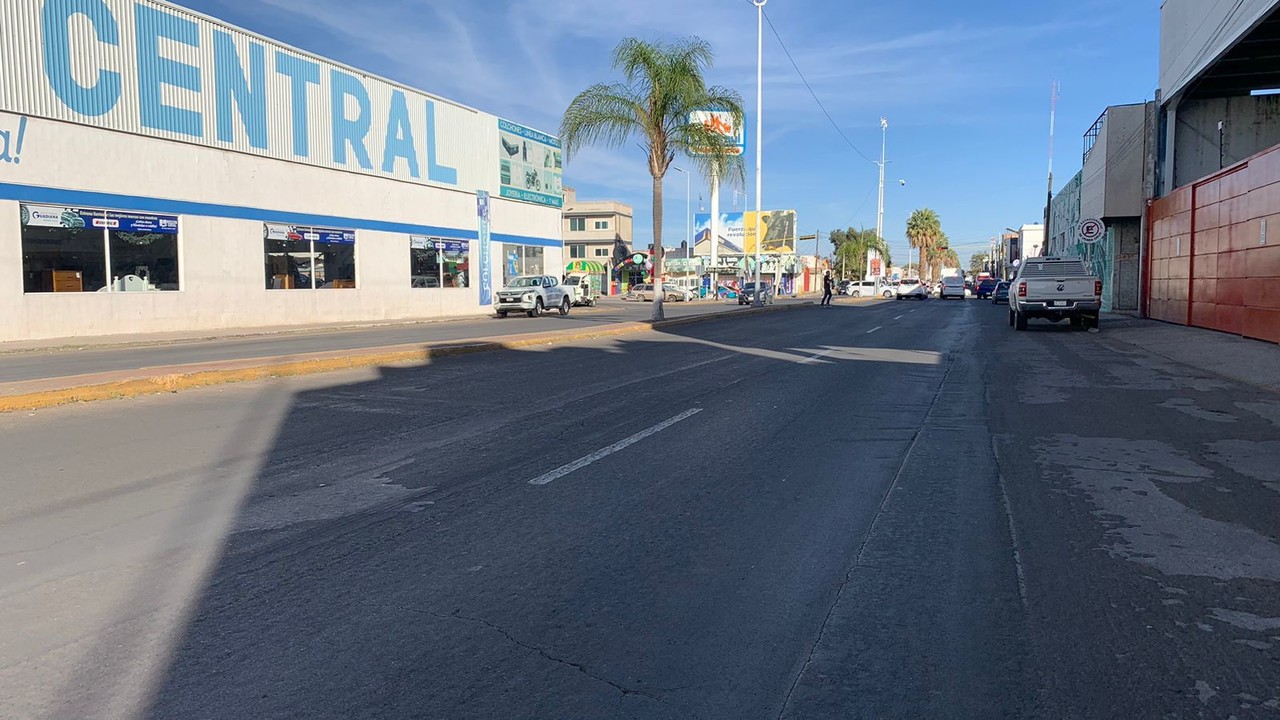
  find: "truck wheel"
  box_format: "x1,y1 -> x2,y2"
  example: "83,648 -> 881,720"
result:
497,311 -> 507,318
559,297 -> 571,316
1015,311 -> 1028,331
1008,310 -> 1015,326
528,298 -> 543,318
1085,314 -> 1100,330
1070,315 -> 1083,329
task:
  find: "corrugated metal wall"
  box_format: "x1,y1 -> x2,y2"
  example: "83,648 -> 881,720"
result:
1148,145 -> 1280,343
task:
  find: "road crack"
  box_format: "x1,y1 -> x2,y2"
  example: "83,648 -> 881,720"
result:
402,606 -> 693,714
775,356 -> 957,720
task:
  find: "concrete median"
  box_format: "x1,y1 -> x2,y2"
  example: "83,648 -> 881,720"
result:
0,301 -> 813,413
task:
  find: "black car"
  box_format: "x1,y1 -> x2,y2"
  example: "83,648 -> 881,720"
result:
991,281 -> 1011,304
976,278 -> 999,298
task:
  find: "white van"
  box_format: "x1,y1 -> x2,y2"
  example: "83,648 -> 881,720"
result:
940,275 -> 967,300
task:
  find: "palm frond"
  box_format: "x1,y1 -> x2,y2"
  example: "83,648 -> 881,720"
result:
560,83 -> 646,159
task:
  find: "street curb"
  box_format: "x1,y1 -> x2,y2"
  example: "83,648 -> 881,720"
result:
0,301 -> 813,413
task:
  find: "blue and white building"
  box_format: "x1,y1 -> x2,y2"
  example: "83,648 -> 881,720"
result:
0,0 -> 563,341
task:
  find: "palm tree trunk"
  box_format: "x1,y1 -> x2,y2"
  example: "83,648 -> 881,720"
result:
650,173 -> 665,322
920,246 -> 929,283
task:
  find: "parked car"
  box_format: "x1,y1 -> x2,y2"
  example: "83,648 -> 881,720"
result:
991,281 -> 1011,304
895,279 -> 928,300
494,275 -> 572,317
1009,256 -> 1102,330
837,279 -> 855,296
738,282 -> 775,305
564,273 -> 599,307
975,278 -> 999,298
624,283 -> 652,301
939,275 -> 967,299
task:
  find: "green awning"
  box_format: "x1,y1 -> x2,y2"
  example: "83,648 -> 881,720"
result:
565,260 -> 607,273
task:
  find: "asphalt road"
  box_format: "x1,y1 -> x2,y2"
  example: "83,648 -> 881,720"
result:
0,297 -> 811,385
2,299 -> 1278,719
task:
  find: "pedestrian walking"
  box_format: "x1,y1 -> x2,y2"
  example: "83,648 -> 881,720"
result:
821,271 -> 834,306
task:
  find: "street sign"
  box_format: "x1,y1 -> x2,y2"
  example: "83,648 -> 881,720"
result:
1078,218 -> 1106,244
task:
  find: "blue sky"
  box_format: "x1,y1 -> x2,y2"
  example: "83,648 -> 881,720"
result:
181,0 -> 1160,265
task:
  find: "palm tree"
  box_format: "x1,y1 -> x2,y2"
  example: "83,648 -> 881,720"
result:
832,227 -> 890,279
905,209 -> 941,282
561,37 -> 745,321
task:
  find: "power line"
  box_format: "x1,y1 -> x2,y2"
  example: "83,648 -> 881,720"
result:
753,5 -> 877,165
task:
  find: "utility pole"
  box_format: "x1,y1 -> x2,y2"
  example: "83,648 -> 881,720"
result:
873,117 -> 888,292
1044,81 -> 1059,242
751,0 -> 766,307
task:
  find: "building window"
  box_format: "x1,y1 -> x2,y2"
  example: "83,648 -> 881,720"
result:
569,217 -> 585,232
264,224 -> 356,289
411,237 -> 470,288
569,244 -> 586,259
594,247 -> 610,258
594,220 -> 609,230
20,204 -> 180,293
503,245 -> 546,284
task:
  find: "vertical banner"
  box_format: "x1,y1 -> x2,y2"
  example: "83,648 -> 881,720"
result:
477,191 -> 492,305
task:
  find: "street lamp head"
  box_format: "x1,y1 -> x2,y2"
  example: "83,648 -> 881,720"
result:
899,179 -> 906,186
880,117 -> 888,129
752,0 -> 767,6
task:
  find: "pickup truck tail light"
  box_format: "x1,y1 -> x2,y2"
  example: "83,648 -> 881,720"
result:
1017,282 -> 1027,298
1094,280 -> 1102,297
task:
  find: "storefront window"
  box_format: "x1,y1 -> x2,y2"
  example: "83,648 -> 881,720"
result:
264,224 -> 356,289
410,237 -> 470,288
20,204 -> 180,293
502,245 -> 546,284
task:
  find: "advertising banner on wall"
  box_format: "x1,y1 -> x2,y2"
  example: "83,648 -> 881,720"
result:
264,223 -> 355,244
477,190 -> 492,305
21,204 -> 178,233
498,119 -> 563,208
694,212 -> 745,250
744,210 -> 798,254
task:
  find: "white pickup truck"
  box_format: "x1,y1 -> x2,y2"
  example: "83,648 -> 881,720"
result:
1009,256 -> 1102,331
494,275 -> 572,318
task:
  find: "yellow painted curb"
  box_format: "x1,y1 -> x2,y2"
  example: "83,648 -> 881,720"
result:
0,301 -> 812,413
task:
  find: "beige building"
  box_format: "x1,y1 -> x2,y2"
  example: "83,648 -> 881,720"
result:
561,187 -> 633,263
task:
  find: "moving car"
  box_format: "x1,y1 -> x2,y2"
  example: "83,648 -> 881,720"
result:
836,279 -> 855,296
939,275 -> 967,299
1009,256 -> 1102,330
848,280 -> 894,298
895,279 -> 928,300
991,281 -> 1010,304
494,275 -> 573,318
738,282 -> 775,305
975,278 -> 999,299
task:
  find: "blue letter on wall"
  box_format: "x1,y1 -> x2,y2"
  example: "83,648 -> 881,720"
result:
135,4 -> 203,137
213,30 -> 267,149
381,90 -> 420,177
425,100 -> 457,185
275,52 -> 319,158
330,70 -> 373,169
41,0 -> 121,117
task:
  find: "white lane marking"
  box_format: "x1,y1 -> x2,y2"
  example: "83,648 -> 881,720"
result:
893,315 -> 904,320
528,408 -> 703,486
866,326 -> 882,334
800,349 -> 835,365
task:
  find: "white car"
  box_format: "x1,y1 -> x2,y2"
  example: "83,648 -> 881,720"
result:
494,275 -> 573,317
847,280 -> 893,298
939,276 -> 967,300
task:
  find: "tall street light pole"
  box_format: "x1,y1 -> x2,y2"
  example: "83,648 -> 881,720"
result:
873,117 -> 888,291
752,0 -> 766,307
673,166 -> 690,261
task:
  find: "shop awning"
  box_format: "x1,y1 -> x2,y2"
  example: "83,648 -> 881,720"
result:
565,260 -> 607,273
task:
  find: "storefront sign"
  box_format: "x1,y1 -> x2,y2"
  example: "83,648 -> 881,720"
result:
497,119 -> 563,208
22,204 -> 178,233
477,190 -> 492,305
411,236 -> 467,253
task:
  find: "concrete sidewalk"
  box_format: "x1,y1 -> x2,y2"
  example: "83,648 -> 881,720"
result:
0,300 -> 820,412
1100,313 -> 1280,393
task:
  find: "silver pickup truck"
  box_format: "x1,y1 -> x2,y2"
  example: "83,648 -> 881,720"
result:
494,275 -> 572,318
1009,256 -> 1102,331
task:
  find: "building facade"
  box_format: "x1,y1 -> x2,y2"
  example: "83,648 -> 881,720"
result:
0,0 -> 562,342
1148,0 -> 1280,343
560,187 -> 631,294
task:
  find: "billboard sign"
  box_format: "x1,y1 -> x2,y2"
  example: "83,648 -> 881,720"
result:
477,190 -> 493,305
694,212 -> 746,250
744,210 -> 798,254
688,110 -> 744,156
498,119 -> 563,207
